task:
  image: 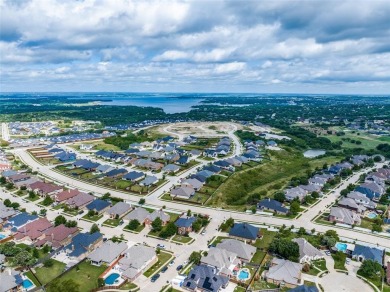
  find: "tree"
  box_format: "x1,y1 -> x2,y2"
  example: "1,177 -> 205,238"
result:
90,224 -> 100,234
32,248 -> 40,258
54,215 -> 67,227
274,192 -> 286,203
42,245 -> 51,254
3,199 -> 11,207
192,220 -> 202,233
40,209 -> 47,216
189,251 -> 202,264
160,222 -> 177,238
10,202 -> 20,209
0,176 -> 6,184
65,220 -> 77,228
151,217 -> 163,232
44,259 -> 54,267
358,259 -> 383,279
324,230 -> 339,241
311,191 -> 320,199
98,278 -> 105,287
42,196 -> 54,206
297,227 -> 306,236
290,201 -> 300,215
101,192 -> 111,200
187,209 -> 192,217
269,238 -> 299,262
87,210 -> 96,217
371,224 -> 382,233
14,250 -> 36,266
127,219 -> 140,231
138,198 -> 145,205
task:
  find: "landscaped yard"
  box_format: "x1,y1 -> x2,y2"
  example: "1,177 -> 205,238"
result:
254,229 -> 276,250
119,282 -> 138,290
171,235 -> 193,244
143,251 -> 173,278
46,261 -> 106,292
312,259 -> 327,271
124,224 -> 145,233
103,218 -> 120,227
82,213 -> 103,222
251,250 -> 266,264
332,253 -> 347,270
29,260 -> 66,285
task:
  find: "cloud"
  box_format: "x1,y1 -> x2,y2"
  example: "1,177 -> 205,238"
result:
0,0 -> 389,93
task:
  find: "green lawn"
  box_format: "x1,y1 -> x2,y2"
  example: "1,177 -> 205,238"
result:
143,251 -> 173,278
46,261 -> 106,292
82,213 -> 103,222
312,259 -> 327,271
325,128 -> 385,150
254,229 -> 277,250
114,180 -> 133,189
210,236 -> 229,246
103,218 -> 121,227
33,260 -> 66,285
171,235 -> 193,244
120,282 -> 138,290
251,250 -> 266,264
332,253 -> 347,271
124,224 -> 145,233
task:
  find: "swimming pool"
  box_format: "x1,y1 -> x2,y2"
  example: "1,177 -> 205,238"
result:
22,279 -> 34,289
367,212 -> 377,219
105,273 -> 121,285
335,242 -> 347,252
0,234 -> 6,240
237,269 -> 250,281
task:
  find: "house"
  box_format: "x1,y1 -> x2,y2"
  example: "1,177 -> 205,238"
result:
55,151 -> 76,162
66,192 -> 94,209
95,164 -> 114,174
203,165 -> 221,174
88,240 -> 128,266
329,207 -> 361,226
86,199 -> 111,214
0,201 -> 17,226
14,217 -> 53,244
300,184 -> 322,193
355,182 -> 384,200
123,171 -> 145,182
309,177 -> 326,186
145,210 -> 170,225
292,238 -> 324,263
139,175 -> 158,187
201,247 -> 240,277
352,245 -> 384,265
162,164 -> 181,174
80,144 -> 94,151
65,232 -> 103,261
7,173 -> 31,184
285,187 -> 308,202
175,217 -> 196,235
36,224 -> 79,249
181,178 -> 203,191
347,191 -> 377,209
177,156 -> 189,165
216,239 -> 256,262
338,197 -> 366,214
197,170 -> 214,179
183,265 -> 229,292
124,207 -> 150,225
264,258 -> 303,288
4,213 -> 39,231
54,189 -> 82,203
106,202 -> 132,219
229,222 -> 260,241
171,186 -> 196,199
288,285 -> 319,292
257,198 -> 289,215
214,160 -> 231,169
28,181 -> 63,197
267,140 -> 278,147
0,269 -> 23,292
105,168 -> 127,178
118,245 -> 157,281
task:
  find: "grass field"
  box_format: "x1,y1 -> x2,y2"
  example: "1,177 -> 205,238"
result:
254,229 -> 277,250
31,260 -> 66,285
171,235 -> 193,244
46,261 -> 106,292
143,251 -> 173,277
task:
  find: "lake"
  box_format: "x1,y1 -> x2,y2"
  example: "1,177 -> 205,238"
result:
303,149 -> 326,158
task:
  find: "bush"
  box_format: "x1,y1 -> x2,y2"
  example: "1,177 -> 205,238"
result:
44,259 -> 54,267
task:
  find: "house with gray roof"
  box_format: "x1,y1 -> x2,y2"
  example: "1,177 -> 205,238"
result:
338,197 -> 366,214
285,187 -> 308,202
162,164 -> 181,173
66,192 -> 94,209
183,265 -> 229,292
145,210 -> 170,225
300,184 -> 322,193
201,247 -> 240,277
139,175 -> 158,186
229,222 -> 260,241
0,201 -> 17,224
329,207 -> 361,226
347,191 -> 376,209
88,240 -> 128,266
118,245 -> 157,281
0,269 -> 23,292
264,258 -> 303,288
181,178 -> 203,191
292,238 -> 324,263
95,164 -> 114,174
106,202 -> 132,219
124,207 -> 150,224
171,186 -> 195,199
216,239 -> 256,262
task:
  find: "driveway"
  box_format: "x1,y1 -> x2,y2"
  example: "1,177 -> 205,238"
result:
319,272 -> 372,292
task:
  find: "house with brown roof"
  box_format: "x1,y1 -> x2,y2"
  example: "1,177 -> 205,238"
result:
28,181 -> 63,197
144,210 -> 170,226
66,192 -> 94,209
14,218 -> 53,244
7,173 -> 31,184
54,189 -> 82,203
35,224 -> 79,249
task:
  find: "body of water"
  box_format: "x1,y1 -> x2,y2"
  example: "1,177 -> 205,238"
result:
303,149 -> 326,158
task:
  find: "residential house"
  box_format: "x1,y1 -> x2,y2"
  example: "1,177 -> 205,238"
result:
229,223 -> 260,242
14,218 -> 53,244
106,202 -> 132,219
139,175 -> 158,187
182,265 -> 229,292
162,164 -> 181,174
175,217 -> 196,235
66,192 -> 94,209
264,258 -> 303,288
123,171 -> 145,182
181,178 -> 203,191
105,168 -> 127,178
257,198 -> 289,215
95,165 -> 114,174
171,186 -> 195,199
0,201 -> 17,227
355,182 -> 385,200
36,224 -> 79,249
86,199 -> 111,214
117,245 -> 157,281
145,210 -> 170,226
0,269 -> 23,292
338,197 -> 366,214
28,181 -> 63,197
124,208 -> 150,225
88,240 -> 128,266
201,247 -> 240,277
292,238 -> 324,263
65,232 -> 103,261
7,173 -> 31,184
352,245 -> 384,265
3,213 -> 39,231
285,187 -> 308,202
216,239 -> 256,262
54,189 -> 82,203
329,207 -> 361,226
347,191 -> 377,209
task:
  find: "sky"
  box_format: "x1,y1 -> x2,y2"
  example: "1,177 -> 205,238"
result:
1,0 -> 390,94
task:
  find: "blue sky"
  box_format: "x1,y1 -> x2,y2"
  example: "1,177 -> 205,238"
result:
1,0 -> 389,94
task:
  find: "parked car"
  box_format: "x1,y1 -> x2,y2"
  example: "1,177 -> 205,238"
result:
176,265 -> 183,271
161,266 -> 168,273
345,258 -> 351,265
157,244 -> 165,249
169,260 -> 175,267
151,274 -> 160,282
201,230 -> 206,235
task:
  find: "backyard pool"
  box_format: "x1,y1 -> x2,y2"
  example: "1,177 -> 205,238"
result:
0,234 -> 6,240
105,273 -> 121,285
367,212 -> 377,219
22,279 -> 34,290
237,269 -> 250,281
335,242 -> 347,252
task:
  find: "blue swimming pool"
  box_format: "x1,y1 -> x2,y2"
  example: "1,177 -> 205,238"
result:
0,234 -> 6,240
367,212 -> 377,219
335,242 -> 347,252
238,269 -> 250,281
105,273 -> 120,285
22,279 -> 34,289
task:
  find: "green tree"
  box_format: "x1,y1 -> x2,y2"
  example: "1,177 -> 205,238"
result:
3,199 -> 11,207
65,220 -> 77,228
274,192 -> 286,203
127,219 -> 140,231
358,259 -> 383,278
14,250 -> 36,266
189,251 -> 202,264
42,196 -> 54,206
44,259 -> 54,267
138,198 -> 145,205
269,238 -> 299,262
151,217 -> 163,232
290,201 -> 300,215
160,222 -> 177,238
42,245 -> 51,254
90,224 -> 100,234
32,248 -> 40,258
54,215 -> 67,227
